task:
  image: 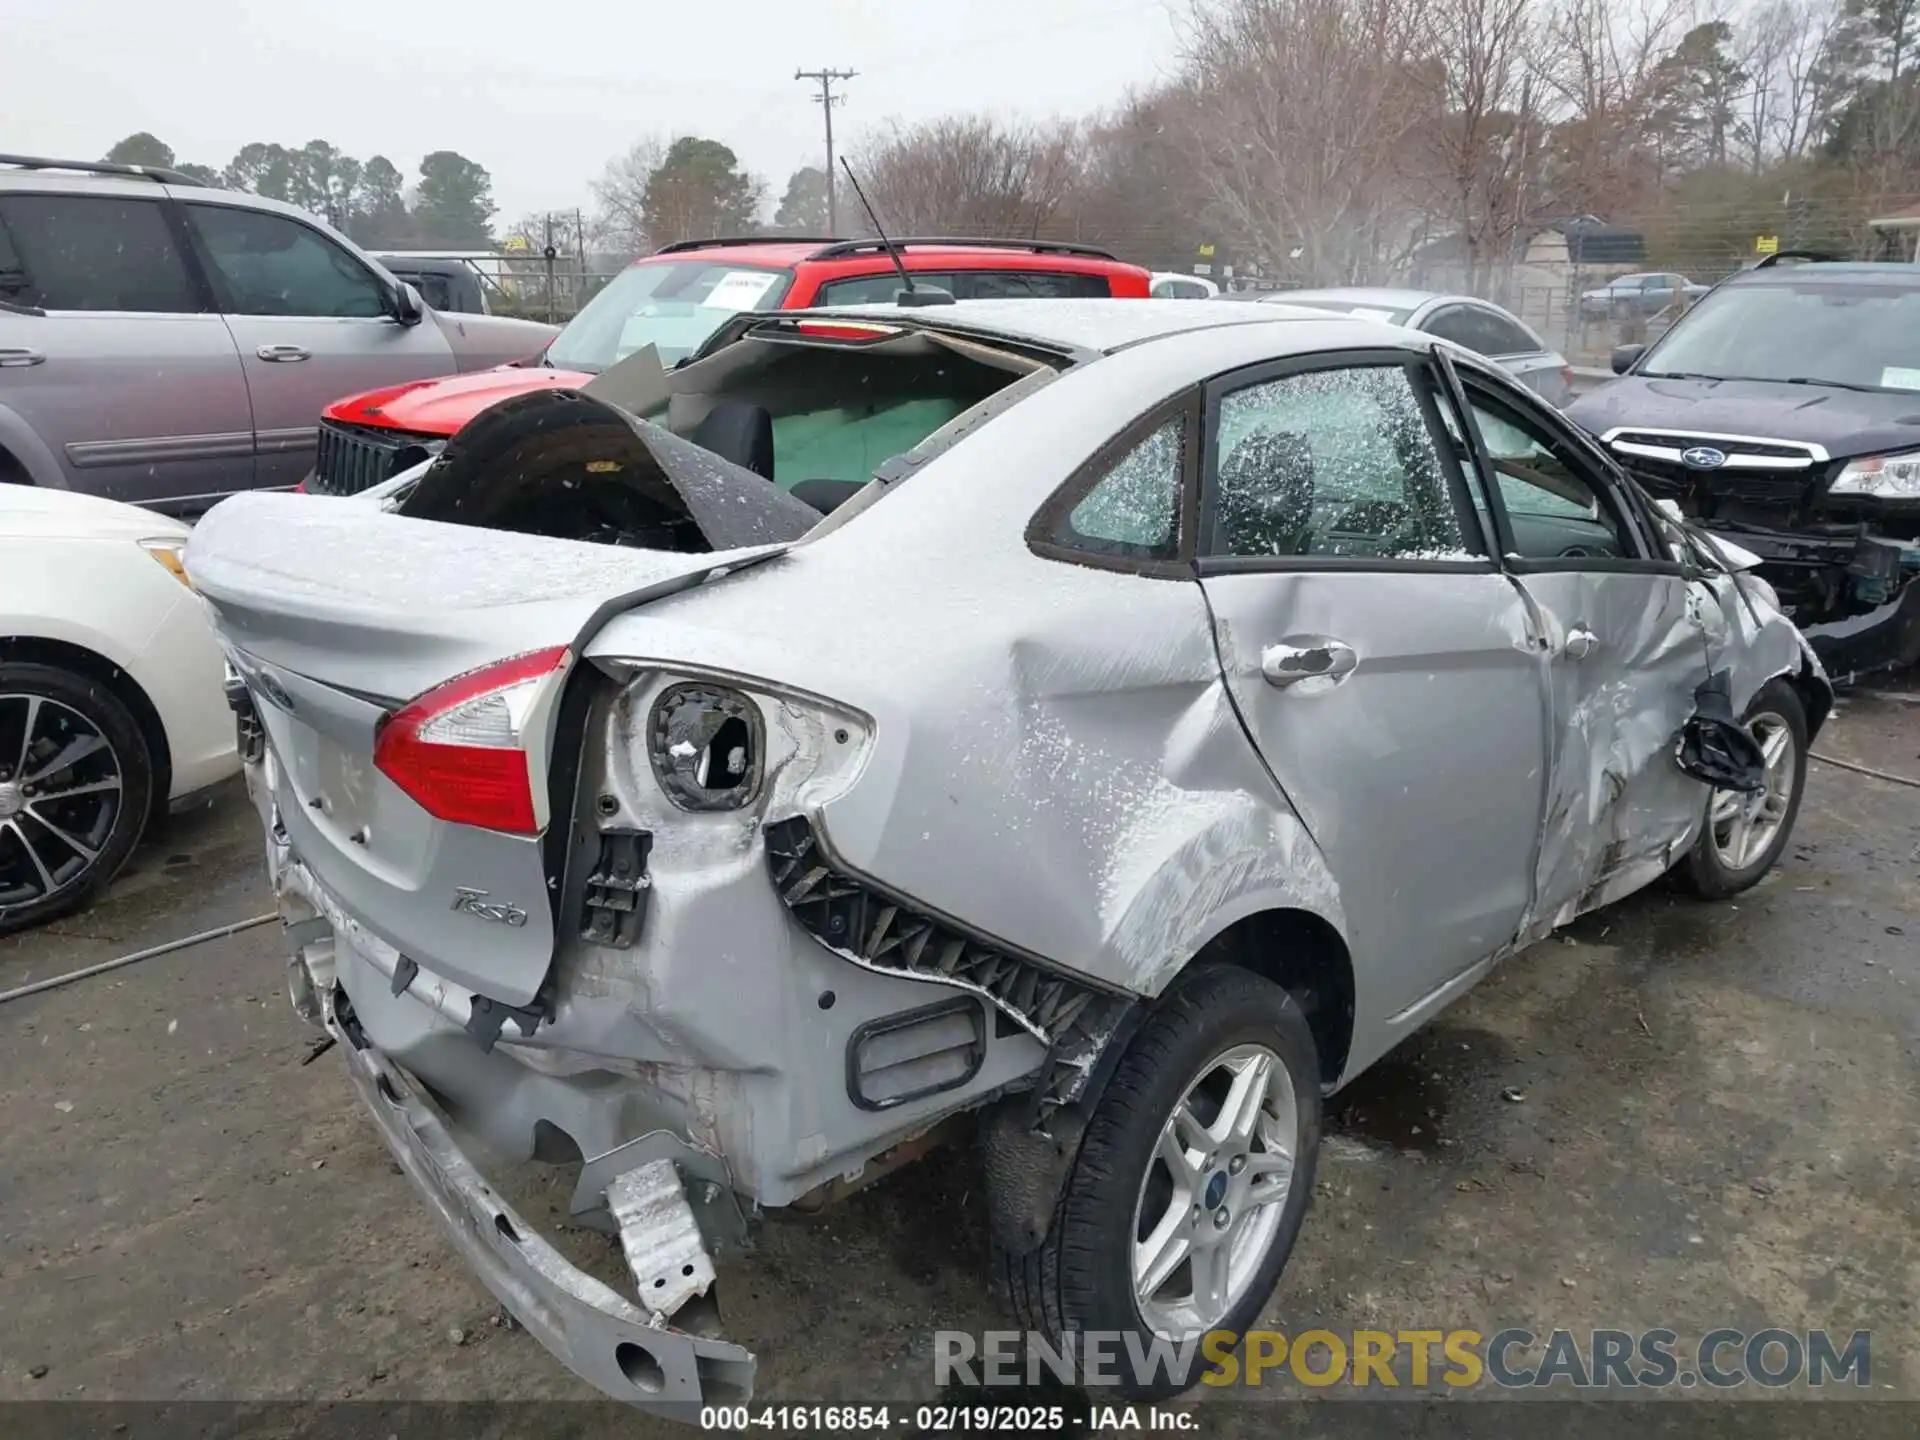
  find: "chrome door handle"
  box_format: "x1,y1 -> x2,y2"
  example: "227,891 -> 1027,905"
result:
1563,627 -> 1598,660
0,347 -> 45,367
1260,639 -> 1358,690
256,344 -> 310,363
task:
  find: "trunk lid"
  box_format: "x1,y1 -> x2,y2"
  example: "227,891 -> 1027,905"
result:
187,491 -> 790,1005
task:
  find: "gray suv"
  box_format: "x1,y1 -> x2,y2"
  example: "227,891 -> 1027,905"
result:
0,155 -> 556,512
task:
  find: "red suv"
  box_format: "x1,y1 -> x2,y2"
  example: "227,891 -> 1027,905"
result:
305,236 -> 1152,494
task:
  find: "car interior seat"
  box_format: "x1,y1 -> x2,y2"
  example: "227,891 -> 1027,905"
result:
1218,430 -> 1316,556
690,402 -> 776,482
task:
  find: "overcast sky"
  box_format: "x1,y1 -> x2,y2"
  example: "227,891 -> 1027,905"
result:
16,0 -> 1183,221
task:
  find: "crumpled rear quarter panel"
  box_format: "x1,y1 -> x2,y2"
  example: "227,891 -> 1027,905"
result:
584,331 -> 1356,998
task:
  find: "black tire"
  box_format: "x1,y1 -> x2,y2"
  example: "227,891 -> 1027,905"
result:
1002,965 -> 1321,1399
0,663 -> 154,935
1678,677 -> 1808,901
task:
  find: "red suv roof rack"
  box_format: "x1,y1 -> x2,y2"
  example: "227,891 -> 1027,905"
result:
652,236 -> 846,254
650,236 -> 1123,262
810,237 -> 1119,261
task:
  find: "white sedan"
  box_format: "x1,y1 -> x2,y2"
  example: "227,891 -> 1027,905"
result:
1,486 -> 238,934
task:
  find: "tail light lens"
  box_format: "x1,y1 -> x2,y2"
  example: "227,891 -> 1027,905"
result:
373,646 -> 571,834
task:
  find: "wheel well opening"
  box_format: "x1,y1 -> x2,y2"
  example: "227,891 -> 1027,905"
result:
1194,909 -> 1354,1087
0,444 -> 31,485
1788,663 -> 1833,741
0,637 -> 172,820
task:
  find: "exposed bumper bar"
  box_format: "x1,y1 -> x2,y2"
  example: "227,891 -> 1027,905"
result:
321,996 -> 754,1415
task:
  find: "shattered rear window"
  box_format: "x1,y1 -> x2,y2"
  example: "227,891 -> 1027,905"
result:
1055,416 -> 1183,559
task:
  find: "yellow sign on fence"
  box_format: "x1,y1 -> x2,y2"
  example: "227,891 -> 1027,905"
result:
1756,235 -> 1780,255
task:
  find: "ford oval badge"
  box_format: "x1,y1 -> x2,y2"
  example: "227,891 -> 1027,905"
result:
1680,446 -> 1728,470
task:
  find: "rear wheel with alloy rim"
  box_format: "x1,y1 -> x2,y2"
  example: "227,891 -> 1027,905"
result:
1679,677 -> 1807,900
1003,964 -> 1321,1398
1132,1042 -> 1299,1337
0,663 -> 154,935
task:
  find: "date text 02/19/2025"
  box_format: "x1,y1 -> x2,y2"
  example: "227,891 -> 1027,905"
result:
699,1405 -> 1188,1431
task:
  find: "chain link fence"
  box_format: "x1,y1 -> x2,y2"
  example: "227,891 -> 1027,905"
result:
482,267 -> 621,323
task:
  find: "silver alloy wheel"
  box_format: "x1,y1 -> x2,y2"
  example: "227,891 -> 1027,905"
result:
0,693 -> 125,913
1130,1042 -> 1299,1338
1707,711 -> 1795,872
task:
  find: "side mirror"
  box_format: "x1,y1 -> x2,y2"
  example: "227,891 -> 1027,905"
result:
1610,343 -> 1646,375
392,281 -> 426,327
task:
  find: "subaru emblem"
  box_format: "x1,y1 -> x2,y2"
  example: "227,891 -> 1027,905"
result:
1680,446 -> 1727,470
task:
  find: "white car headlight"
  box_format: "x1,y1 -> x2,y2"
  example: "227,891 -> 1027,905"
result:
1830,450 -> 1920,499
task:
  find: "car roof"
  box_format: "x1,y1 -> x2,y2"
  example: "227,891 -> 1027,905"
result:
638,240 -> 839,267
1250,286 -> 1439,311
797,296 -> 1372,356
0,162 -> 380,238
1727,261 -> 1920,287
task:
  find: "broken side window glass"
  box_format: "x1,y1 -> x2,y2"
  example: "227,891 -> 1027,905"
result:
1056,416 -> 1183,559
1209,364 -> 1473,560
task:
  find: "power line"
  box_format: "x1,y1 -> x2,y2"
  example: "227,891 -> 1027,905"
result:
796,67 -> 857,232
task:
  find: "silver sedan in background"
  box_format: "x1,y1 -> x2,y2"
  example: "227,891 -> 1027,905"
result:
1220,286 -> 1575,406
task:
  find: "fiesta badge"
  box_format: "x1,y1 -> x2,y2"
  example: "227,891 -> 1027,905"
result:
1680,446 -> 1728,470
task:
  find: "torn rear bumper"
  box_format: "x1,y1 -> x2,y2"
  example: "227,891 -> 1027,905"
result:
320,993 -> 754,1414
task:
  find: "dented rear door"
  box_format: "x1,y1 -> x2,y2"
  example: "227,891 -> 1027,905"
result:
1195,352 -> 1552,1022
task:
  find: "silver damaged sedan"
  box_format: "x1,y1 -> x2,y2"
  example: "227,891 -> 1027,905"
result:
187,299 -> 1830,1413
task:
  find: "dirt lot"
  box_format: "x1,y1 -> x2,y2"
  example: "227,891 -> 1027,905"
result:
1,683 -> 1916,1435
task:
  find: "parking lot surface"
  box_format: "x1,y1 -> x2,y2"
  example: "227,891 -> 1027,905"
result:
1,685 -> 1915,1433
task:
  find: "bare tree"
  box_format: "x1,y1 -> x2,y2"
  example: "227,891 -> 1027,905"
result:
1771,0 -> 1851,157
1073,88 -> 1224,267
1415,0 -> 1541,290
1533,0 -> 1697,215
1179,0 -> 1435,284
591,137 -> 667,258
849,116 -> 1082,237
1740,0 -> 1796,166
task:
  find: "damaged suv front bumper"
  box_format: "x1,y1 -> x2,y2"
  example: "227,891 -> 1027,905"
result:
1699,522 -> 1920,680
1796,574 -> 1920,681
315,981 -> 754,1411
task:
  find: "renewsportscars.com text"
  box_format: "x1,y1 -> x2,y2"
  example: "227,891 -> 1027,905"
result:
935,1327 -> 1873,1390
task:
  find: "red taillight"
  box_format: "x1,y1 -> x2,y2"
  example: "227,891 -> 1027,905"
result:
372,646 -> 570,834
293,481 -> 308,494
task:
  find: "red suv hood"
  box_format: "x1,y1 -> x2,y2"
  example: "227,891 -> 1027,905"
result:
323,365 -> 592,436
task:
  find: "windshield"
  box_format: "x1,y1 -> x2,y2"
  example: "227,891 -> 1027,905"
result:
1641,279 -> 1920,391
547,260 -> 794,371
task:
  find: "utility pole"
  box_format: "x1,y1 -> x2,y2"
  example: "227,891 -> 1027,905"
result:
795,67 -> 856,234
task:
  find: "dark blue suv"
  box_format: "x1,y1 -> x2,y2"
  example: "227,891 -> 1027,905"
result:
1566,256 -> 1920,679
